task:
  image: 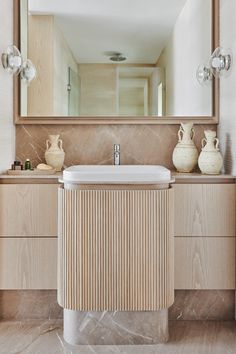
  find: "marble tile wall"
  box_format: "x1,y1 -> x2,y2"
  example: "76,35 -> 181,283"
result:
0,290 -> 234,321
169,290 -> 235,321
15,124 -> 215,169
0,291 -> 62,320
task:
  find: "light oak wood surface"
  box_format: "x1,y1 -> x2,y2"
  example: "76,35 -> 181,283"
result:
58,188 -> 174,311
0,184 -> 58,237
174,184 -> 236,237
0,238 -> 57,289
175,237 -> 235,290
28,15 -> 54,116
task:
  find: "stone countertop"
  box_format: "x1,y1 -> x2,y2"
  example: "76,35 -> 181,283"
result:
0,172 -> 62,179
0,171 -> 235,183
172,172 -> 236,183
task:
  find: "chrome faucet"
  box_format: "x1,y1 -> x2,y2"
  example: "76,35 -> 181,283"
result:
114,144 -> 120,165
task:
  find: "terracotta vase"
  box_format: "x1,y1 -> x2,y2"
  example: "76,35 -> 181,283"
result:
172,122 -> 199,173
45,135 -> 65,171
198,130 -> 223,175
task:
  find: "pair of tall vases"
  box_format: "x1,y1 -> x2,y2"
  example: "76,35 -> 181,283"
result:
172,122 -> 223,174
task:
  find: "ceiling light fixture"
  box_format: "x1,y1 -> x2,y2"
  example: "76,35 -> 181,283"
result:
109,52 -> 127,62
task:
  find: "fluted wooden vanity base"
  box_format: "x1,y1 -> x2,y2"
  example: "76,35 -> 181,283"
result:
58,187 -> 174,311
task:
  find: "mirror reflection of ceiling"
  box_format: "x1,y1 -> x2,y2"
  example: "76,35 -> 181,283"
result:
28,0 -> 188,64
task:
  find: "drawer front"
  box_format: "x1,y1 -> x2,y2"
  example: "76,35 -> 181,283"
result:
0,238 -> 57,289
174,184 -> 236,237
175,237 -> 235,290
0,184 -> 58,237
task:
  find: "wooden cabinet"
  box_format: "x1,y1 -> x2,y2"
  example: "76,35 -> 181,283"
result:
0,238 -> 57,289
0,181 -> 235,291
174,184 -> 236,237
0,184 -> 58,237
175,237 -> 235,289
0,183 -> 58,289
174,183 -> 236,290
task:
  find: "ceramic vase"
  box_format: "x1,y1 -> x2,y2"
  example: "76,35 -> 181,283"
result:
172,122 -> 199,173
198,130 -> 223,175
45,135 -> 65,171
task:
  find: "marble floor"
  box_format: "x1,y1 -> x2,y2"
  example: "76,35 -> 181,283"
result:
0,320 -> 236,354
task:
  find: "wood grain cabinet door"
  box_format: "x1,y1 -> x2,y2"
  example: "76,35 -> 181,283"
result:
174,184 -> 236,237
175,237 -> 235,290
0,184 -> 58,237
0,238 -> 57,289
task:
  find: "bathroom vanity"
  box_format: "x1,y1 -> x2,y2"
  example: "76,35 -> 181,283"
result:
58,165 -> 174,344
0,173 -> 235,293
0,170 -> 235,344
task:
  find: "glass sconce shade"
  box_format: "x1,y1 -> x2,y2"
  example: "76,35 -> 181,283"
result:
197,47 -> 233,85
196,65 -> 212,85
209,47 -> 232,78
1,45 -> 23,74
21,59 -> 37,84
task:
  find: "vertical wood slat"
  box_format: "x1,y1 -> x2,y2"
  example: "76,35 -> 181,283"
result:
58,187 -> 174,311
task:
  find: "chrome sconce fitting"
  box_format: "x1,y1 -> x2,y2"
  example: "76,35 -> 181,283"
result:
196,47 -> 232,85
1,45 -> 23,74
1,45 -> 36,85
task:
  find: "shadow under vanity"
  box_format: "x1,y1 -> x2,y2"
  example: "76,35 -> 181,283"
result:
0,172 -> 235,344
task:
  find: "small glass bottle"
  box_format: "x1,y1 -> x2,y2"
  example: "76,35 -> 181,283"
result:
24,159 -> 31,170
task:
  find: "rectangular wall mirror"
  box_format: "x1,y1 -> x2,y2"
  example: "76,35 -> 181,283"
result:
14,0 -> 219,124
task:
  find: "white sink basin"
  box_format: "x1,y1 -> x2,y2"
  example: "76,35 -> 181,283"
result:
62,165 -> 172,184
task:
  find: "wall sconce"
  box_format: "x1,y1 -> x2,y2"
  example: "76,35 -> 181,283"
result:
197,47 -> 232,85
1,45 -> 23,74
209,47 -> 232,77
1,45 -> 36,84
196,64 -> 212,85
20,59 -> 37,85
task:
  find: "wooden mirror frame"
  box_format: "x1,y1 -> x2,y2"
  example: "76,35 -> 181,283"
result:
13,0 -> 219,125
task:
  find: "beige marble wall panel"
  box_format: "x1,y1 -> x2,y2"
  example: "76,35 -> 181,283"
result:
0,290 -> 62,320
15,124 -> 214,169
169,290 -> 235,321
0,290 -> 234,321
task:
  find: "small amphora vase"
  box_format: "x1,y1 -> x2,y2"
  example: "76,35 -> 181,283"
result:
45,135 -> 65,171
198,130 -> 223,175
172,122 -> 199,173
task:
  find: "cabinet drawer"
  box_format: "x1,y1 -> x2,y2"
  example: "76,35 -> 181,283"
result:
175,237 -> 235,290
0,184 -> 58,237
0,238 -> 57,289
174,184 -> 236,237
